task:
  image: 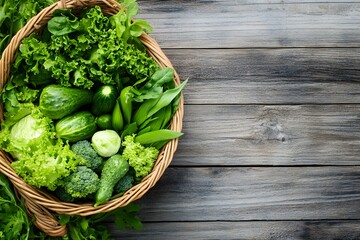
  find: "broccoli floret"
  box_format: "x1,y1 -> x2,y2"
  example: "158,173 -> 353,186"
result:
114,171 -> 135,194
55,187 -> 77,203
63,166 -> 100,198
71,140 -> 103,171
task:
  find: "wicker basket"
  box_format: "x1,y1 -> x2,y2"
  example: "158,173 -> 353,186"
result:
0,0 -> 183,236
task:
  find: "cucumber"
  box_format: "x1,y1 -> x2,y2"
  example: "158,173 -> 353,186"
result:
55,111 -> 97,142
39,85 -> 93,119
95,154 -> 129,206
91,85 -> 118,116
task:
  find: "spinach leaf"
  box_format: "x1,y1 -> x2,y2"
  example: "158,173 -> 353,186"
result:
48,16 -> 79,36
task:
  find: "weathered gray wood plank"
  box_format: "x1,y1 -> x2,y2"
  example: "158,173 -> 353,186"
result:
112,221 -> 360,240
135,167 -> 360,221
138,1 -> 360,48
174,105 -> 360,166
165,48 -> 360,104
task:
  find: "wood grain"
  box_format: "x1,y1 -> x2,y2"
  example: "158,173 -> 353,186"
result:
164,48 -> 360,105
112,221 -> 360,240
135,167 -> 360,221
138,1 -> 360,48
173,104 -> 360,166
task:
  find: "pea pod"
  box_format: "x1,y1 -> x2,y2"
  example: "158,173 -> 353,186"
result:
119,86 -> 133,124
112,101 -> 124,132
135,129 -> 183,145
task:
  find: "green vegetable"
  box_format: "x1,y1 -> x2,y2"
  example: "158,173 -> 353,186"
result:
96,114 -> 113,130
132,79 -> 187,126
1,172 -> 139,239
0,108 -> 55,159
132,97 -> 159,126
95,154 -> 129,206
11,6 -> 159,90
0,107 -> 81,191
0,0 -> 58,57
122,135 -> 159,180
133,67 -> 175,102
56,111 -> 97,142
114,171 -> 135,195
138,104 -> 172,132
112,100 -> 124,132
135,129 -> 183,145
12,139 -> 81,191
39,85 -> 93,119
91,130 -> 121,157
119,86 -> 133,124
71,140 -> 103,171
63,166 -> 100,199
48,15 -> 79,36
109,0 -> 152,45
121,122 -> 138,139
92,85 -> 118,116
55,187 -> 77,203
147,79 -> 188,117
58,203 -> 143,239
0,173 -> 31,239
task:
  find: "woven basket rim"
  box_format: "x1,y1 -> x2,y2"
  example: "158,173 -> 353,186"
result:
0,0 -> 184,236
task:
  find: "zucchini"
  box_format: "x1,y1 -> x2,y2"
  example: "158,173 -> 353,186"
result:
39,85 -> 93,119
91,85 -> 118,116
55,111 -> 97,142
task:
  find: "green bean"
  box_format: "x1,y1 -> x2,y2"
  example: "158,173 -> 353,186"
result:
135,129 -> 183,145
112,101 -> 124,132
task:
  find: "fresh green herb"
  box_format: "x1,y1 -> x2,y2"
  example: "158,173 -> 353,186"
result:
0,173 -> 31,239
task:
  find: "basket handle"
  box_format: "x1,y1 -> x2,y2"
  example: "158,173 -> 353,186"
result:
23,194 -> 67,236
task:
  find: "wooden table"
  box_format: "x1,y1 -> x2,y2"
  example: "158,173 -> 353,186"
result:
113,1 -> 360,239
